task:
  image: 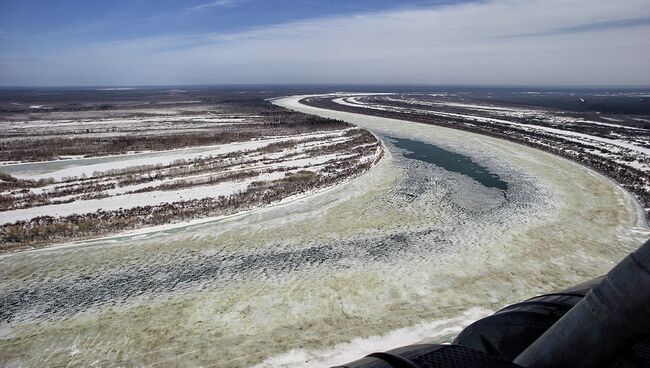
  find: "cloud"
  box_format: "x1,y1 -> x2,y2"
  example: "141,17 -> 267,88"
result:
189,0 -> 241,11
503,16 -> 650,38
2,0 -> 650,86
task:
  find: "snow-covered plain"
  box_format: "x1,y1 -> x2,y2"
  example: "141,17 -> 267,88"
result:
0,150 -> 352,223
1,95 -> 648,368
0,107 -> 378,227
0,130 -> 345,180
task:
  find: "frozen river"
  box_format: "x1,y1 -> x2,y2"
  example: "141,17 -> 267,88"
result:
1,95 -> 648,367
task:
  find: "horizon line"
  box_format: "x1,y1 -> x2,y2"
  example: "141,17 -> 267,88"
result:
1,83 -> 650,90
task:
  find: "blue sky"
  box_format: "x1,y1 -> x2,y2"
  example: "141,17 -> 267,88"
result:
1,0 -> 649,86
0,0 -> 458,52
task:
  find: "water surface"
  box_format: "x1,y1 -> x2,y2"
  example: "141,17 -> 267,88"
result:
389,136 -> 508,190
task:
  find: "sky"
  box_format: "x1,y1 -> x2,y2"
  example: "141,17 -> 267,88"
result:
1,0 -> 649,87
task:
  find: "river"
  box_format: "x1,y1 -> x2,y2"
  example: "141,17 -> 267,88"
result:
1,95 -> 647,368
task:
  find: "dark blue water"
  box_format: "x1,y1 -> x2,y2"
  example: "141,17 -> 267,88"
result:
389,137 -> 508,190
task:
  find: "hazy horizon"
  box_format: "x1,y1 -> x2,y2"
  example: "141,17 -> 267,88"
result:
2,83 -> 650,90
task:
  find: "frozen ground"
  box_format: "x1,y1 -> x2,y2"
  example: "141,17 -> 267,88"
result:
0,130 -> 360,222
0,104 -> 379,249
0,95 -> 648,367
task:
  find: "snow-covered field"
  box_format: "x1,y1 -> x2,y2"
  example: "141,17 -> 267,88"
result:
0,107 -> 381,249
1,95 -> 648,368
1,130 -> 348,180
0,130 -> 362,222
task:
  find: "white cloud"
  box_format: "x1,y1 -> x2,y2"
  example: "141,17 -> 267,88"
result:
2,0 -> 650,86
189,0 -> 240,11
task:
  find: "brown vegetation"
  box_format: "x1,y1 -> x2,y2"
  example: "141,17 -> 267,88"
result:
0,98 -> 350,162
0,155 -> 378,252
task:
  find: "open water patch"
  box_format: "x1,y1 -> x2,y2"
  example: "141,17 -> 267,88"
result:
388,136 -> 508,190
